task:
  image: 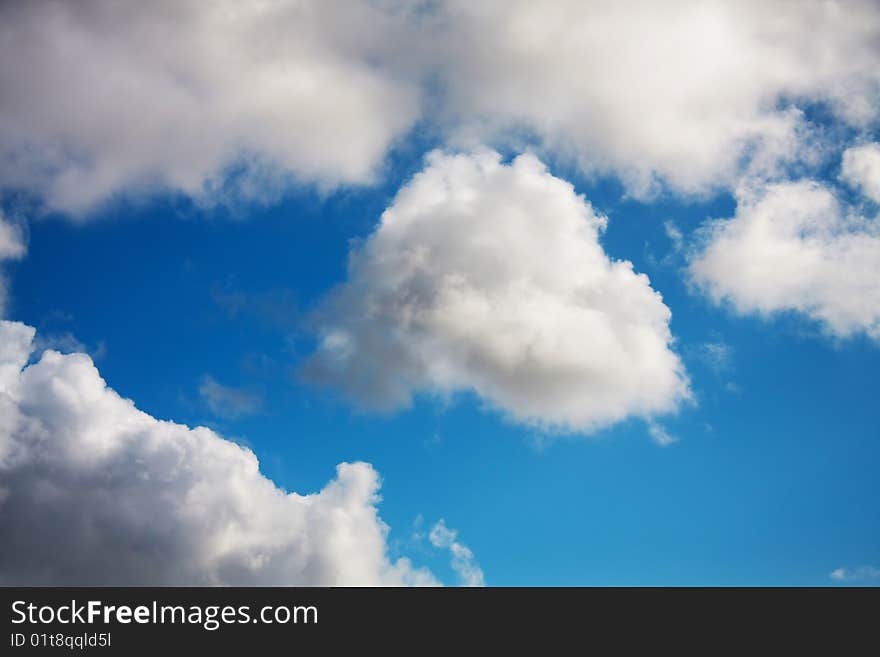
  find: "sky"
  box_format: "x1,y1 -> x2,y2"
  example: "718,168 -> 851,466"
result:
0,0 -> 879,586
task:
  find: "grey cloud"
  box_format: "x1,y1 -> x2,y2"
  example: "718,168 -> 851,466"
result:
199,375 -> 263,419
0,320 -> 436,586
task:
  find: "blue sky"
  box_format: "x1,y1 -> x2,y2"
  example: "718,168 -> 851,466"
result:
7,146 -> 879,585
1,1 -> 879,586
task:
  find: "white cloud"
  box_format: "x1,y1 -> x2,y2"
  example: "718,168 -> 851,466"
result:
199,375 -> 263,419
646,422 -> 678,448
830,566 -> 880,582
0,210 -> 26,317
429,519 -> 484,587
0,319 -> 437,586
689,179 -> 880,341
664,221 -> 685,255
3,2 -> 880,214
841,143 -> 880,203
0,212 -> 25,261
433,0 -> 880,197
695,341 -> 734,375
0,0 -> 420,215
304,150 -> 689,433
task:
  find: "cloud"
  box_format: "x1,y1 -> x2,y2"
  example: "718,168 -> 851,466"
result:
429,519 -> 484,587
211,285 -> 301,331
694,341 -> 734,375
433,0 -> 880,197
689,177 -> 880,341
841,143 -> 880,203
0,210 -> 26,317
830,566 -> 880,582
664,221 -> 685,256
199,375 -> 263,419
303,150 -> 689,433
31,331 -> 107,362
646,422 -> 678,447
0,0 -> 420,215
3,2 -> 880,215
0,212 -> 25,261
0,320 -> 436,586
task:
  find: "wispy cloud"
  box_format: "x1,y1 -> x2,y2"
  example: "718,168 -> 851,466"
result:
429,519 -> 485,587
33,331 -> 106,361
688,338 -> 740,394
830,566 -> 880,582
199,376 -> 263,419
647,422 -> 678,447
211,285 -> 301,331
696,341 -> 734,375
664,220 -> 685,256
0,210 -> 26,318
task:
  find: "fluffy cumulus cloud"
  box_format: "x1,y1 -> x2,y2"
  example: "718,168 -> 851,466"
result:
841,143 -> 880,203
429,519 -> 484,587
689,175 -> 880,341
0,320 -> 436,586
304,150 -> 689,433
3,1 -> 880,214
433,0 -> 880,197
0,0 -> 420,214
